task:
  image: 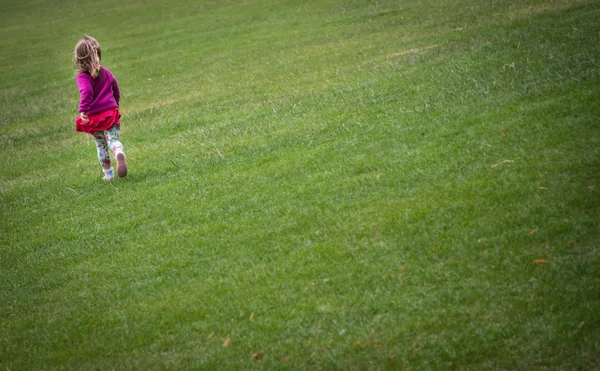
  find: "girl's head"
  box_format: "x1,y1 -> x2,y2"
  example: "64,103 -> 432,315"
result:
73,35 -> 102,77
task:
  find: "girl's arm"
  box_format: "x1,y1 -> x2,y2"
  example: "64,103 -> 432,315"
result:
113,77 -> 121,106
76,73 -> 93,115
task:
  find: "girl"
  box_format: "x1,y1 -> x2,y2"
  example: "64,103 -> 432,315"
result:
73,35 -> 127,180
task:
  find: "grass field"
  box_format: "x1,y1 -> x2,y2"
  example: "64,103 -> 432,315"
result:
1,0 -> 599,369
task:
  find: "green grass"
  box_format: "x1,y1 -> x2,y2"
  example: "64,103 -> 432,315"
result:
1,0 -> 599,369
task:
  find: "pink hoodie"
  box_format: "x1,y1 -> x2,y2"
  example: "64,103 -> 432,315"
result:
76,66 -> 120,116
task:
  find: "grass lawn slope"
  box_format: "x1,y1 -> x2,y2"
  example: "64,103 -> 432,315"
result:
1,0 -> 599,368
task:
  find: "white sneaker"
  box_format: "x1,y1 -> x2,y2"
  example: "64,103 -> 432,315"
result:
116,151 -> 128,177
102,167 -> 115,181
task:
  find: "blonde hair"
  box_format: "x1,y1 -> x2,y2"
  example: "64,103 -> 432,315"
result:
73,35 -> 102,78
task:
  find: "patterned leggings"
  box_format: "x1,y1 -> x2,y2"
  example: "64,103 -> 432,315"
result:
90,124 -> 124,168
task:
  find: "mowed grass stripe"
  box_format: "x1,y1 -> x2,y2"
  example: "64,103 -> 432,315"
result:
1,0 -> 599,369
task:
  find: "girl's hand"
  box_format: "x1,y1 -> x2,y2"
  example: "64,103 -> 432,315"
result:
80,112 -> 89,123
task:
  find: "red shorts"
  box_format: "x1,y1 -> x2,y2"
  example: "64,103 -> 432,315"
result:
75,108 -> 121,134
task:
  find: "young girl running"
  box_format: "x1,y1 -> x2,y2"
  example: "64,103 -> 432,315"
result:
73,35 -> 127,180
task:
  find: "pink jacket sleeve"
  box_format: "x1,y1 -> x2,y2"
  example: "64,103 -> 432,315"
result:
76,73 -> 93,113
113,76 -> 120,106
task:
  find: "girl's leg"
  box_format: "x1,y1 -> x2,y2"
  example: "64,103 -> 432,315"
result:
91,131 -> 111,170
91,131 -> 114,180
105,124 -> 127,177
105,124 -> 124,154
